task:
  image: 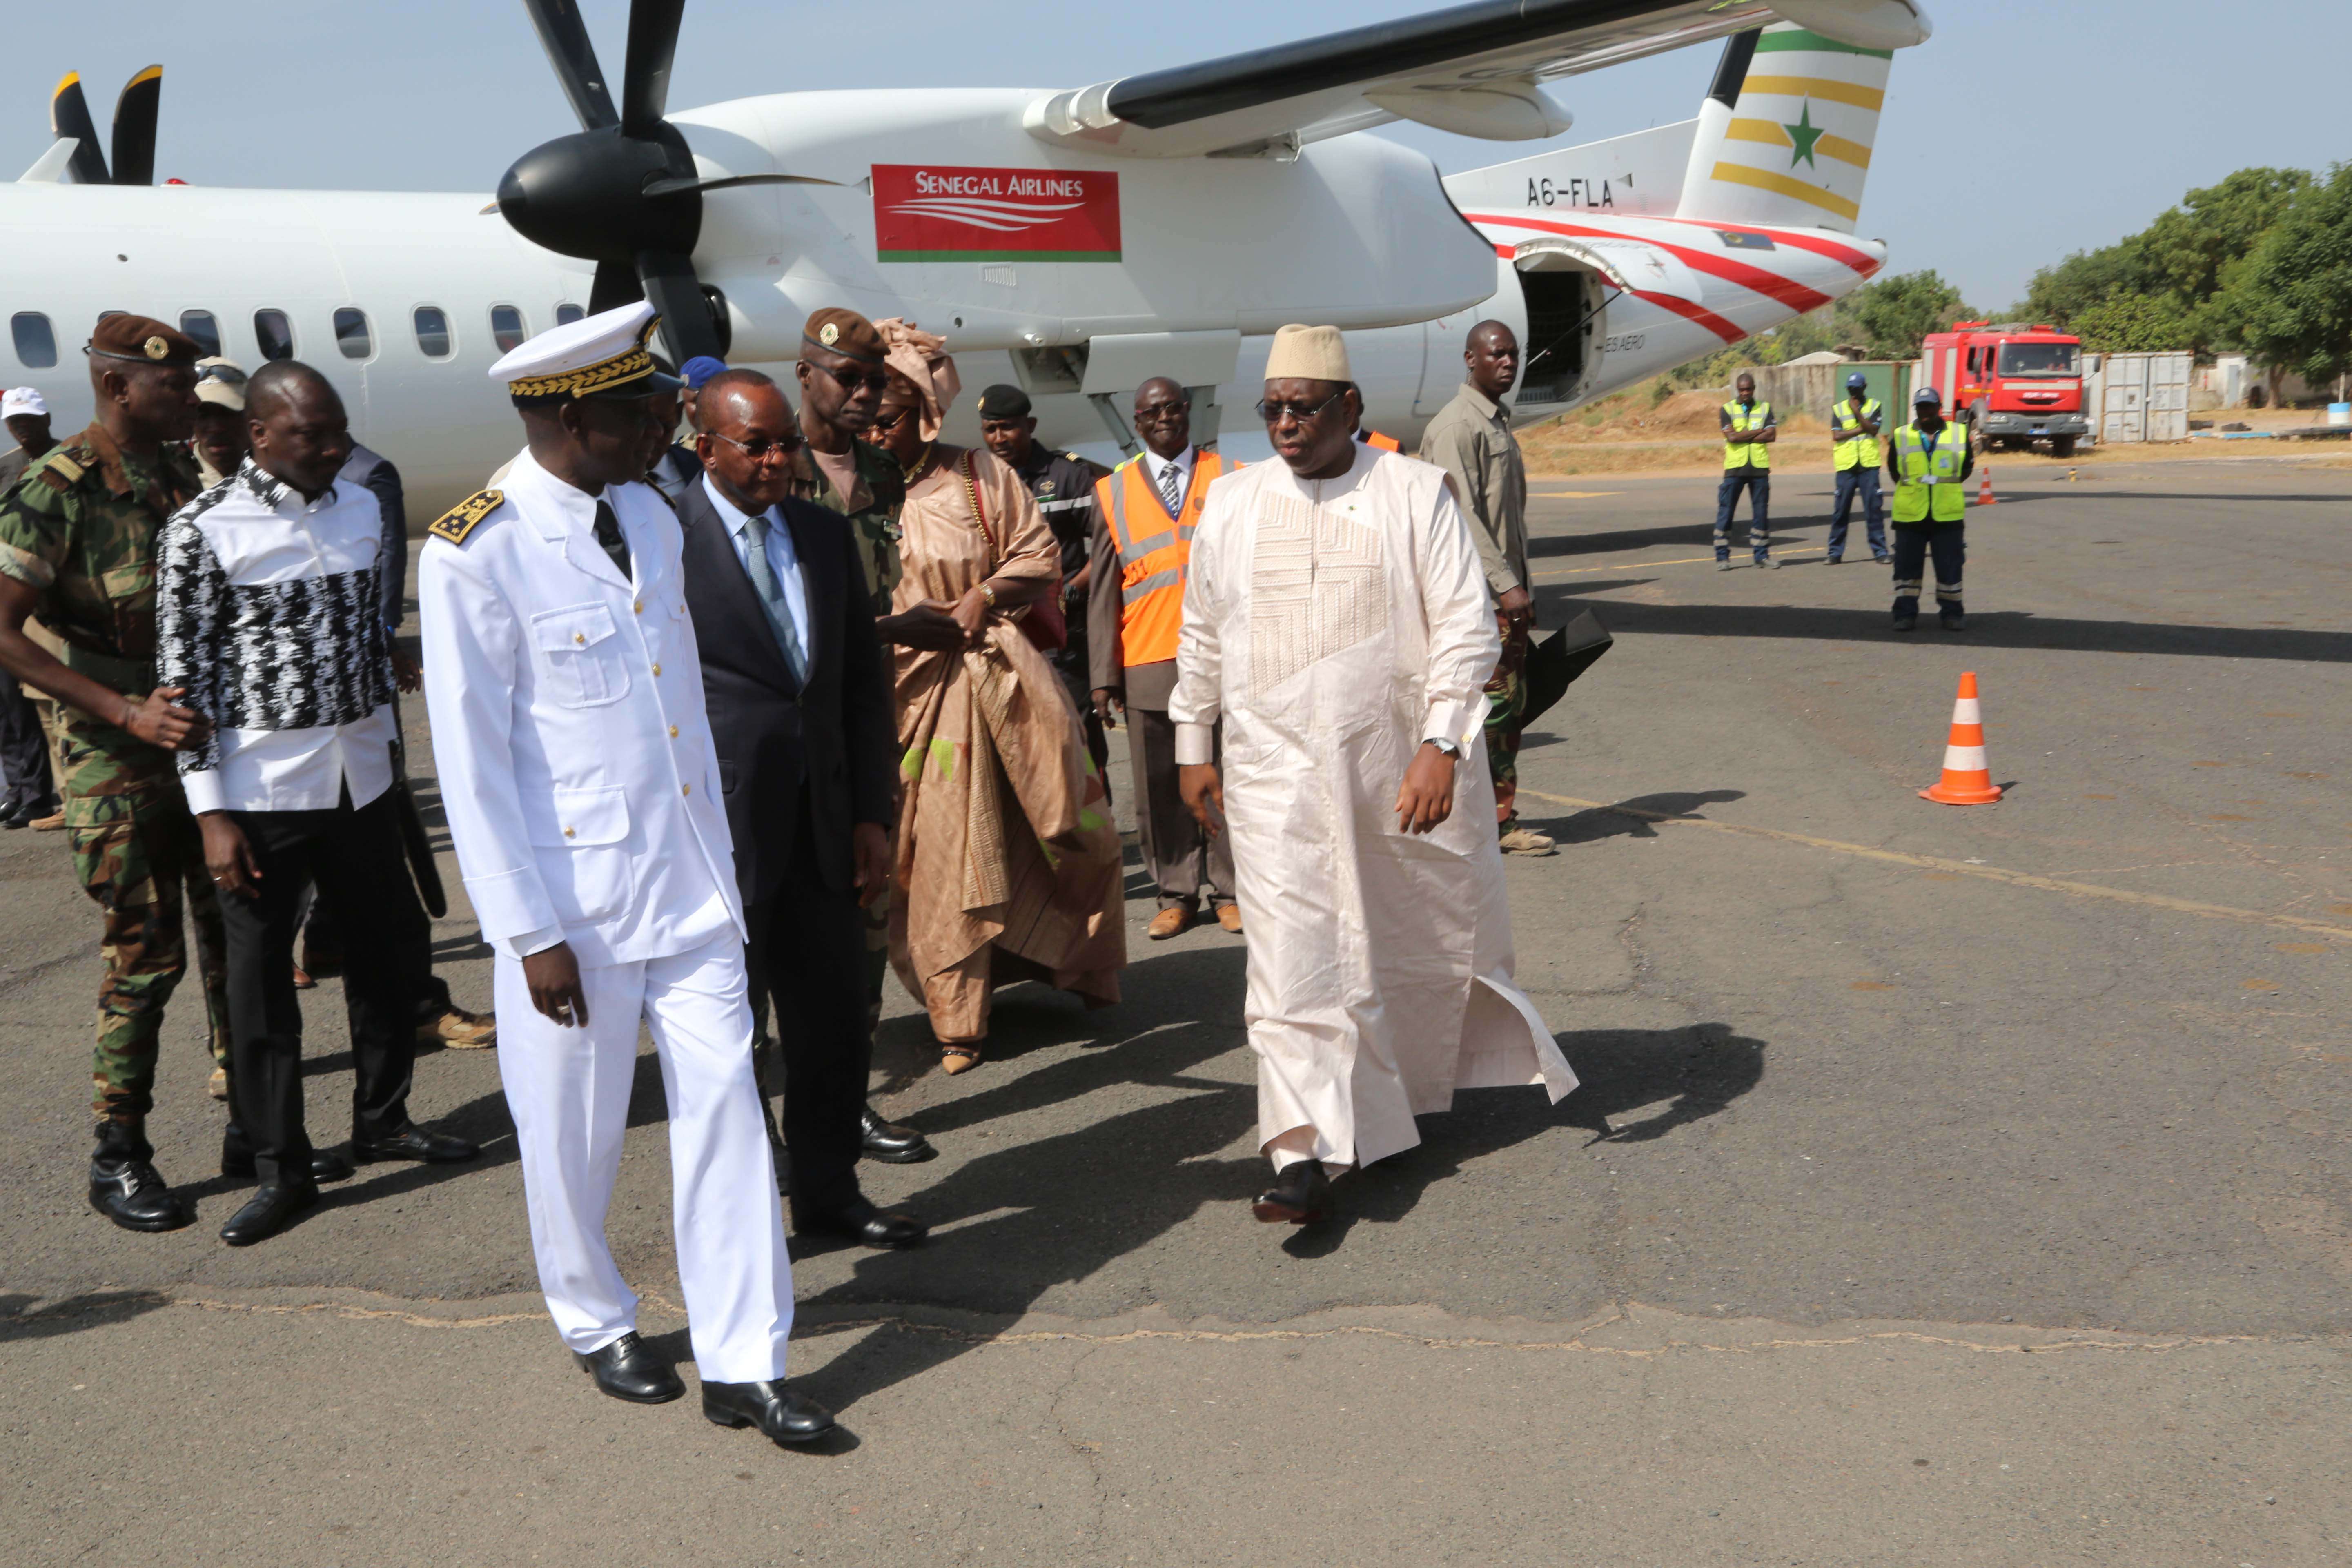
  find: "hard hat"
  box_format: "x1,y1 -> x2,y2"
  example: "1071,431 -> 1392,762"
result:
1913,384 -> 1942,405
1846,372 -> 1869,391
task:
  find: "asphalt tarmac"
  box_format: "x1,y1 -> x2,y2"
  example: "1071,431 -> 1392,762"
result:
4,454 -> 2349,1565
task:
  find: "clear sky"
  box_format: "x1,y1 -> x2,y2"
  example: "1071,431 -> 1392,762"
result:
4,1 -> 2343,312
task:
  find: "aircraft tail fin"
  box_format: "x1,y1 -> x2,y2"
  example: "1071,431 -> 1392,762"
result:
1674,23 -> 1895,234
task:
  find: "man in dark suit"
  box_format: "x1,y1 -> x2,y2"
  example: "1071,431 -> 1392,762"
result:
675,368 -> 925,1250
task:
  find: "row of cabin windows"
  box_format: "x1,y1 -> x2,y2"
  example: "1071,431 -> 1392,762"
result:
8,302 -> 588,370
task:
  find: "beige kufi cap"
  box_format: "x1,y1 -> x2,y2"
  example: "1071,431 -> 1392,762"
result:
1263,323 -> 1352,383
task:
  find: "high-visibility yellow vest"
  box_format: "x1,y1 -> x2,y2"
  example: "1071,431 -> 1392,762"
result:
1831,397 -> 1882,470
1890,421 -> 1968,523
1096,448 -> 1234,666
1722,400 -> 1772,470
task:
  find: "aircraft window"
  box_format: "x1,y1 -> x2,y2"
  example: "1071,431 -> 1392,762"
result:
490,305 -> 526,353
555,303 -> 585,326
333,308 -> 374,361
179,311 -> 221,357
254,310 -> 295,362
413,306 -> 453,359
11,312 -> 57,369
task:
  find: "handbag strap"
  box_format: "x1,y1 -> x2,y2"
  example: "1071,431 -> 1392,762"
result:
958,450 -> 997,557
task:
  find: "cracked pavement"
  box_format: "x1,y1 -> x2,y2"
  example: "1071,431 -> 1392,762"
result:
3,457 -> 2350,1564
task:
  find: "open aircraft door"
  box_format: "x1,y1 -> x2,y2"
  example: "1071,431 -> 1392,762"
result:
1506,236 -> 1700,410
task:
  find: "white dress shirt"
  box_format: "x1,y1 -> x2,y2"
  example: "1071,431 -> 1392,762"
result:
697,473 -> 808,674
156,461 -> 397,816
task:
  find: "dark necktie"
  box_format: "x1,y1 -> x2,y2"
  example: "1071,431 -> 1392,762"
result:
592,499 -> 632,580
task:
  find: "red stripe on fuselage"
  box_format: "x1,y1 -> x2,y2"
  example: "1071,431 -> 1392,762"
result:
1468,212 -> 1835,314
1643,216 -> 1880,275
1631,291 -> 1747,343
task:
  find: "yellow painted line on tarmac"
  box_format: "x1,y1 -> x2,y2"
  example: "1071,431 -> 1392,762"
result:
1516,788 -> 2352,945
1535,549 -> 1826,579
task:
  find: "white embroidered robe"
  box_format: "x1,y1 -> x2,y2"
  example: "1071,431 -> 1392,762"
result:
1169,443 -> 1576,1169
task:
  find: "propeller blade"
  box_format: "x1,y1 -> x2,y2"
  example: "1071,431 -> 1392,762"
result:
637,171 -> 848,198
636,249 -> 724,363
521,0 -> 618,130
110,65 -> 162,186
49,72 -> 110,185
619,0 -> 687,138
588,258 -> 645,314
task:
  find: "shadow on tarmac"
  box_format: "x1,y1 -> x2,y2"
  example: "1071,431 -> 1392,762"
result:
0,1288 -> 176,1342
1517,790 -> 1748,844
1536,592 -> 2352,664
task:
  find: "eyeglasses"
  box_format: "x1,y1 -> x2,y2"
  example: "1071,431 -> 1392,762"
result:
196,363 -> 247,388
1254,388 -> 1348,424
805,360 -> 892,397
1134,400 -> 1191,422
707,428 -> 804,462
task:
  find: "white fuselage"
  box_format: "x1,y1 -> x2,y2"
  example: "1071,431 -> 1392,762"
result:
0,87 -> 1882,515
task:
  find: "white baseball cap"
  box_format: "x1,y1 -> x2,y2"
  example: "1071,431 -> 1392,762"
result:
1,387 -> 47,420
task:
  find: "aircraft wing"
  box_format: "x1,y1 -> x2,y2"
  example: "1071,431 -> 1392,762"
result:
1025,0 -> 1929,158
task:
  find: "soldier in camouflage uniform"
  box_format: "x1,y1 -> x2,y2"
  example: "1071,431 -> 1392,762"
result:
789,307 -> 958,1167
0,314 -> 228,1232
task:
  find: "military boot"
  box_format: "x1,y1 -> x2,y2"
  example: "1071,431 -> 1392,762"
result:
89,1120 -> 194,1232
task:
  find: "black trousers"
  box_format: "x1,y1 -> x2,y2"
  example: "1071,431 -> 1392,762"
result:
0,665 -> 53,815
743,791 -> 872,1216
219,787 -> 428,1184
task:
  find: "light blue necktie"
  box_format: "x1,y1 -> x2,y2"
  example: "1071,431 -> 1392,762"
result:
742,510 -> 807,686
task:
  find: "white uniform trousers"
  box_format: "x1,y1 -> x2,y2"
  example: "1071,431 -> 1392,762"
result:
492,934 -> 793,1383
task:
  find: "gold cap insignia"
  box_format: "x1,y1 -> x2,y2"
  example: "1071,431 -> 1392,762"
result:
818,323 -> 840,347
143,336 -> 169,361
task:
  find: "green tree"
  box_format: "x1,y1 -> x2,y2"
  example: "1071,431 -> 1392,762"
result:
2020,241 -> 2153,330
2071,291 -> 2196,353
1844,270 -> 1977,358
2231,162 -> 2352,385
2138,167 -> 2310,304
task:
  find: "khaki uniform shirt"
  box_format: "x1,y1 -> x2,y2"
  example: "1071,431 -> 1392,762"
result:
1417,382 -> 1528,600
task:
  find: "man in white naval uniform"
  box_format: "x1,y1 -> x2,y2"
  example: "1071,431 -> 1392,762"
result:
419,302 -> 831,1447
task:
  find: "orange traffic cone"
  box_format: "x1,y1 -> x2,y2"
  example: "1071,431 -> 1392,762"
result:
1976,463 -> 1997,505
1921,672 -> 2003,805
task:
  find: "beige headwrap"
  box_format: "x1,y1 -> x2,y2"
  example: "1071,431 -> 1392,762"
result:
1264,323 -> 1353,383
873,317 -> 961,441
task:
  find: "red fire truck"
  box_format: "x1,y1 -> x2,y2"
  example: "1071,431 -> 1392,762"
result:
1919,322 -> 2088,457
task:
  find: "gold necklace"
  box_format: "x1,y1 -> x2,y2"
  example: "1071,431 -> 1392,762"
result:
910,441 -> 937,481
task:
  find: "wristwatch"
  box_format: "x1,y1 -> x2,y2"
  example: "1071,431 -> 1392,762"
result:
980,584 -> 998,609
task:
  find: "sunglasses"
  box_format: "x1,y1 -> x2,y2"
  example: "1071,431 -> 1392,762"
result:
806,359 -> 892,397
870,406 -> 917,433
708,428 -> 805,462
1254,388 -> 1348,424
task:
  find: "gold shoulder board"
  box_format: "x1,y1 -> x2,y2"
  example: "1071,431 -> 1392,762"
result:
429,489 -> 503,546
34,448 -> 88,491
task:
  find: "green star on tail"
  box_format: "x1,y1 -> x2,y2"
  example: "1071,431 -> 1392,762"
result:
1784,102 -> 1824,168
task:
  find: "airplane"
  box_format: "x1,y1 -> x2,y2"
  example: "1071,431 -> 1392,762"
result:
0,0 -> 1928,518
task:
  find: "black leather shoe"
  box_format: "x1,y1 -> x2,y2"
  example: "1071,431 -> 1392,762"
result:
1940,606 -> 1968,631
220,1182 -> 318,1246
575,1331 -> 684,1404
222,1127 -> 354,1184
791,1196 -> 928,1249
1891,611 -> 1917,633
860,1105 -> 935,1163
1252,1160 -> 1334,1225
352,1125 -> 479,1164
703,1379 -> 835,1446
88,1123 -> 192,1233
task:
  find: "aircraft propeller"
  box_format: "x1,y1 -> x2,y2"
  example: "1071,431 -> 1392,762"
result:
499,0 -> 833,362
49,66 -> 163,186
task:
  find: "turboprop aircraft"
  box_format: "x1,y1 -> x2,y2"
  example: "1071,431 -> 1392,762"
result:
0,0 -> 1928,516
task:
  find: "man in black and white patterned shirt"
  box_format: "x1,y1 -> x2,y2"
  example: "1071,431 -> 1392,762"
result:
156,360 -> 476,1246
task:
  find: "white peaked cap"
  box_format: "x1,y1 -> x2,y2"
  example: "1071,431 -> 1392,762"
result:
1264,323 -> 1353,383
488,299 -> 680,399
1,387 -> 47,419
